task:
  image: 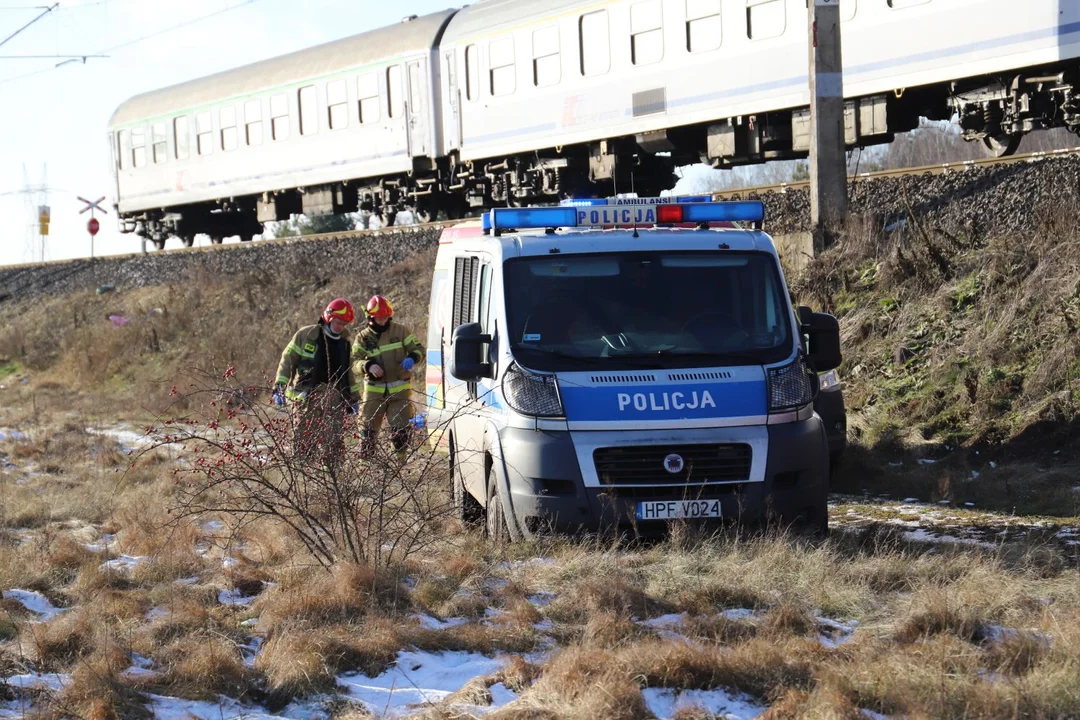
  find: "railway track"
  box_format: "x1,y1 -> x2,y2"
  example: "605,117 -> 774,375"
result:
4,144 -> 1079,277
710,145 -> 1080,200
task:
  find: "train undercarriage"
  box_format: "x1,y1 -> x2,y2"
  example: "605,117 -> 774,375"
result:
126,60 -> 1080,249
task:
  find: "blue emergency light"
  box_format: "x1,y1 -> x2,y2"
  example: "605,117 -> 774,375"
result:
482,197 -> 765,234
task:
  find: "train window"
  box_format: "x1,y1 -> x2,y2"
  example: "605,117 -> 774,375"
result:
196,112 -> 213,155
489,37 -> 515,97
408,62 -> 423,115
245,101 -> 263,146
631,1 -> 663,66
579,10 -> 610,76
358,73 -> 380,123
686,0 -> 722,52
465,45 -> 479,102
327,79 -> 348,130
131,127 -> 146,168
887,0 -> 930,8
387,65 -> 403,118
117,130 -> 129,170
746,0 -> 785,40
299,85 -> 318,135
174,117 -> 190,160
270,94 -> 290,141
532,26 -> 560,87
152,122 -> 167,164
220,106 -> 238,151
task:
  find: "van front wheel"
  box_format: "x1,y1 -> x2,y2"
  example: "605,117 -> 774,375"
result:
451,443 -> 483,526
485,467 -> 511,544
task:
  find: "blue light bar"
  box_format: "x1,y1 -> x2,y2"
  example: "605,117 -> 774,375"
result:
682,200 -> 765,224
483,198 -> 765,233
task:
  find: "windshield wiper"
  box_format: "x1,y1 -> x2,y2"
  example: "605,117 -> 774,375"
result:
605,350 -> 767,365
513,345 -> 609,364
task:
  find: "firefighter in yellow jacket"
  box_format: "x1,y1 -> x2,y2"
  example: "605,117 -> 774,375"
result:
274,298 -> 361,464
352,295 -> 424,460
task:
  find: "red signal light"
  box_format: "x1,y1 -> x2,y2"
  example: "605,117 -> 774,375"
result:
656,205 -> 683,224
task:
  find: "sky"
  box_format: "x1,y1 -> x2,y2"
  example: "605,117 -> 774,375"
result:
0,0 -> 460,266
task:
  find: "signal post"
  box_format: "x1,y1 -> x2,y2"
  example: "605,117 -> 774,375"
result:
808,0 -> 847,246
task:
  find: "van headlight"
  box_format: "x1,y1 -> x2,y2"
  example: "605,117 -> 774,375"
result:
819,369 -> 842,392
768,357 -> 816,412
502,362 -> 564,418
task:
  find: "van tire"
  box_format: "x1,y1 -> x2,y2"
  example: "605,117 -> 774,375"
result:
485,466 -> 511,544
451,440 -> 483,526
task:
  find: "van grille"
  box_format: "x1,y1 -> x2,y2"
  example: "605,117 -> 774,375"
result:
594,484 -> 743,500
594,444 -> 752,485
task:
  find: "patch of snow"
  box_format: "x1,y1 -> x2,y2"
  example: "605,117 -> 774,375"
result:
2,589 -> 64,621
146,606 -> 172,621
86,427 -> 152,454
337,649 -> 506,717
526,591 -> 556,608
722,608 -> 756,621
887,462 -> 903,468
5,671 -> 70,692
487,682 -> 518,708
101,554 -> 145,572
917,458 -> 937,465
902,497 -> 920,503
413,614 -> 470,630
989,461 -> 997,468
640,613 -> 686,629
0,429 -> 27,442
860,710 -> 890,720
85,533 -> 117,552
498,557 -> 556,571
222,556 -> 239,569
817,617 -> 859,648
176,575 -> 201,585
642,687 -> 765,720
219,588 -> 258,606
965,502 -> 976,507
903,529 -> 997,549
203,520 -> 225,531
145,694 -> 286,719
123,653 -> 159,679
970,471 -> 981,479
240,617 -> 260,627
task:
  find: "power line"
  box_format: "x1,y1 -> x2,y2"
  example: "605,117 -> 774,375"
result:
0,0 -> 264,86
0,1 -> 55,48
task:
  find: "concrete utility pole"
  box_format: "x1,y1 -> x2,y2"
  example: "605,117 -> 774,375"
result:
808,0 -> 847,243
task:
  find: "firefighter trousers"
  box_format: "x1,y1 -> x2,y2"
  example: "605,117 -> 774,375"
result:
360,390 -> 414,458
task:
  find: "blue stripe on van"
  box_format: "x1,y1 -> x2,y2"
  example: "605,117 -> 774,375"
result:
559,380 -> 767,422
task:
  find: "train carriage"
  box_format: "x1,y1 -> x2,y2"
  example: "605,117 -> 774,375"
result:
108,10 -> 455,248
108,0 -> 1080,248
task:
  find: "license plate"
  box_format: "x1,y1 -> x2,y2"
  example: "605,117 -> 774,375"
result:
636,499 -> 722,521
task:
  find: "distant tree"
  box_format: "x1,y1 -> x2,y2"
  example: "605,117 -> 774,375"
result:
270,213 -> 357,238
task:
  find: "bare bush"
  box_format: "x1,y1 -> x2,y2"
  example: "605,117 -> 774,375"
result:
128,368 -> 454,571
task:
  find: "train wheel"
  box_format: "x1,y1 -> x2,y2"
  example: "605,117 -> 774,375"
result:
180,236 -> 194,248
983,133 -> 1021,158
153,238 -> 166,251
210,236 -> 223,245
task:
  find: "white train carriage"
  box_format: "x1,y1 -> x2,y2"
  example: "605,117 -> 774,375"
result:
438,0 -> 1080,206
108,0 -> 1080,247
107,10 -> 455,248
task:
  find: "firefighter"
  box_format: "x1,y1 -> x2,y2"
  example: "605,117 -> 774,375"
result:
352,295 -> 424,460
273,298 -> 361,465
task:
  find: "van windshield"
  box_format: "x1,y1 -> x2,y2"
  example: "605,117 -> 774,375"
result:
504,251 -> 794,371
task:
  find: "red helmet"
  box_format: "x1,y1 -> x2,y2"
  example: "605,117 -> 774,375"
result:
322,298 -> 355,324
366,295 -> 393,320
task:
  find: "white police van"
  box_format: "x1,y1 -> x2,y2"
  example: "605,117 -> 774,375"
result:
424,197 -> 841,540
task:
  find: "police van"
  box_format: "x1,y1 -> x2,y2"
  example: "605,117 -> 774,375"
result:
424,197 -> 841,540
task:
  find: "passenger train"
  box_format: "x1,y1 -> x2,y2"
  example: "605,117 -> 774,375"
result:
108,0 -> 1080,248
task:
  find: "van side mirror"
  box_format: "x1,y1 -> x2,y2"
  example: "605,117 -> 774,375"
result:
798,306 -> 842,372
449,322 -> 493,381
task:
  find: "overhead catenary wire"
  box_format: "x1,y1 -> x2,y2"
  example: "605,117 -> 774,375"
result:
0,2 -> 55,48
0,0 -> 263,86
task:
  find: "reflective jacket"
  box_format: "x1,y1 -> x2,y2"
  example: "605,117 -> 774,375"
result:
275,322 -> 361,403
351,321 -> 424,396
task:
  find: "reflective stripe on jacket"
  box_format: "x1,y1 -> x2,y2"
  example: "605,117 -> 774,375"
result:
351,321 -> 424,395
275,323 -> 360,403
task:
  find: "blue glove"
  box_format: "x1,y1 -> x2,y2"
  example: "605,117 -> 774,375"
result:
401,357 -> 415,371
347,401 -> 359,415
272,386 -> 286,406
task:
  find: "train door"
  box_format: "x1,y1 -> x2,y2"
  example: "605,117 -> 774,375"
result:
406,59 -> 427,157
444,49 -> 461,150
